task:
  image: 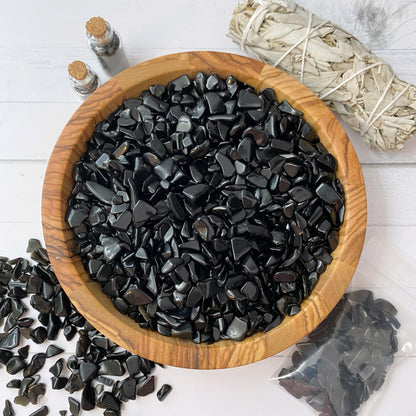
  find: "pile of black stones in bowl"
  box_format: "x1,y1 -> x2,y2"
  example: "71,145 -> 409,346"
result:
66,72 -> 345,344
0,240 -> 171,416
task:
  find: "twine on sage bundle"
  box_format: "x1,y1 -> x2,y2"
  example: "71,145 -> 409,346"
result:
228,0 -> 416,151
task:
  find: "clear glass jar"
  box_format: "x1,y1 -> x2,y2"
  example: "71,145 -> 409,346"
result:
86,17 -> 129,77
68,61 -> 99,100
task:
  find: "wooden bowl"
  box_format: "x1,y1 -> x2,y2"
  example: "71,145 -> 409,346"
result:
42,51 -> 366,369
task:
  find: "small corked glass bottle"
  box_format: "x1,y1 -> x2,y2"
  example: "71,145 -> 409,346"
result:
68,60 -> 99,100
86,16 -> 129,77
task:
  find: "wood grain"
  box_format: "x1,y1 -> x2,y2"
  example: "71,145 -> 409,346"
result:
42,51 -> 366,369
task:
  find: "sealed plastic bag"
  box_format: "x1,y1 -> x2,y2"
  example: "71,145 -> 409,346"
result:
270,236 -> 416,416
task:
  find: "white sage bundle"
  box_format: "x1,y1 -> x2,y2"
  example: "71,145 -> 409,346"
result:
228,0 -> 416,151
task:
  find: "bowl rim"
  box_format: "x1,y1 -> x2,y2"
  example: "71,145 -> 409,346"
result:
42,51 -> 367,369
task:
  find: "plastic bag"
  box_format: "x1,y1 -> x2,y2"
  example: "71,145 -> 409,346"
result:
270,236 -> 416,416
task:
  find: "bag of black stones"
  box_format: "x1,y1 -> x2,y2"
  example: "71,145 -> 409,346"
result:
270,237 -> 416,416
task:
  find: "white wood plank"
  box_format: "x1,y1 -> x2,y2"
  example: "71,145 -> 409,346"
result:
0,161 -> 415,226
0,0 -> 238,49
0,161 -> 46,224
0,223 -> 44,259
362,164 -> 416,226
0,103 -> 78,160
1,0 -> 415,52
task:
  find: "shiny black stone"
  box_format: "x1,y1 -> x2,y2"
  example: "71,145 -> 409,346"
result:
157,295 -> 176,312
6,379 -> 20,388
215,152 -> 235,178
47,313 -> 61,340
132,200 -> 157,226
243,126 -> 269,146
98,360 -> 125,376
318,153 -> 336,171
193,216 -> 215,241
23,353 -> 45,377
284,162 -> 301,178
278,100 -> 303,117
240,281 -> 258,301
126,355 -> 140,376
166,193 -> 186,220
157,384 -> 172,401
237,137 -> 255,162
6,356 -> 26,374
3,400 -> 13,416
0,327 -> 20,349
316,183 -> 342,205
169,74 -> 191,92
28,406 -> 48,416
226,316 -> 248,341
81,381 -> 96,411
53,291 -> 71,317
143,93 -> 169,113
241,256 -> 259,275
196,279 -> 218,299
183,184 -> 210,204
63,325 -> 77,341
85,181 -> 115,205
161,258 -> 182,274
0,348 -> 13,364
237,89 -> 262,109
137,376 -> 155,397
186,286 -> 203,307
230,237 -> 251,261
124,285 -> 153,306
274,270 -> 298,283
49,358 -> 64,377
68,397 -> 81,416
204,92 -> 225,114
247,173 -> 267,188
79,362 -> 98,382
121,377 -> 137,400
283,200 -> 295,218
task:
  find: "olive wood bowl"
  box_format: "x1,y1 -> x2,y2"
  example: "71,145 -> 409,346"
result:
42,51 -> 366,369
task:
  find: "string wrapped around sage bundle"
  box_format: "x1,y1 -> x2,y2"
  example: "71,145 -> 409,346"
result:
228,0 -> 416,151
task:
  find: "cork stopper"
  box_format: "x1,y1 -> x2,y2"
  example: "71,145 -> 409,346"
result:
86,17 -> 107,38
68,61 -> 88,80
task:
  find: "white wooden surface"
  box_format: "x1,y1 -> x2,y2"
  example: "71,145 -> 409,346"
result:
0,0 -> 415,415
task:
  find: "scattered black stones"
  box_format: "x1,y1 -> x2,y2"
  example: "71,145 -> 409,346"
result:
66,73 -> 345,344
0,240 -> 170,415
277,290 -> 399,416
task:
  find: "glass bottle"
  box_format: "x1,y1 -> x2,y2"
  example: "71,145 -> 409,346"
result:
68,60 -> 99,100
85,17 -> 129,77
